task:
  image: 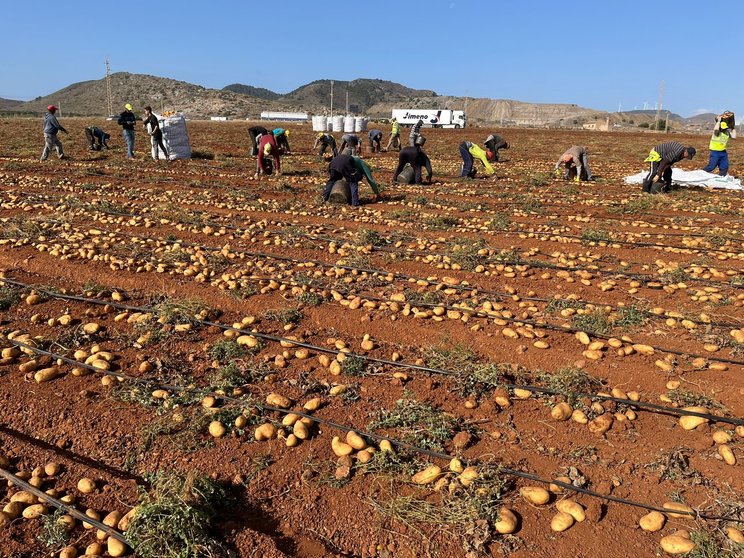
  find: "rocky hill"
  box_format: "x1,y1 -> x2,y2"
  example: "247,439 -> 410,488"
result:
2,73 -> 293,118
223,84 -> 280,101
0,98 -> 23,110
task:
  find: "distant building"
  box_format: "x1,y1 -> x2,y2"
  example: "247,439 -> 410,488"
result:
583,117 -> 611,131
260,111 -> 308,122
210,116 -> 229,121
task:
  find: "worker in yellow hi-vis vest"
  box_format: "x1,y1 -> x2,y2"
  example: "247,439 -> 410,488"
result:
703,113 -> 734,176
385,118 -> 401,151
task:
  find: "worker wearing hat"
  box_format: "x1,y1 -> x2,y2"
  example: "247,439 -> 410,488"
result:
703,113 -> 735,176
117,103 -> 137,158
255,131 -> 281,178
273,128 -> 291,154
554,146 -> 594,182
40,105 -> 68,161
385,118 -> 401,152
484,133 -> 509,162
641,141 -> 696,194
313,132 -> 337,161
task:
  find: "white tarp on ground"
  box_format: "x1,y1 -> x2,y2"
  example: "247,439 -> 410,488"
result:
623,169 -> 742,190
158,114 -> 191,160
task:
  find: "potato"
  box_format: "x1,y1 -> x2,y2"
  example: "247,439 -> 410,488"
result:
379,439 -> 393,452
357,449 -> 374,463
520,486 -> 550,505
58,514 -> 76,530
85,542 -> 104,555
449,458 -> 464,474
588,413 -> 613,434
107,536 -> 128,557
77,478 -> 96,494
411,465 -> 442,485
345,431 -> 366,450
44,462 -> 62,476
718,444 -> 736,465
571,409 -> 588,424
303,397 -> 322,411
513,388 -> 531,399
11,491 -> 37,504
59,546 -> 78,558
712,430 -> 732,444
549,475 -> 571,494
254,423 -> 277,441
459,467 -> 478,487
494,508 -> 519,534
0,510 -> 9,528
638,510 -> 665,532
551,402 -> 572,421
726,527 -> 744,543
118,507 -> 137,532
82,508 -> 101,529
331,436 -> 354,457
22,504 -> 47,519
679,407 -> 709,430
662,501 -> 693,518
632,344 -> 655,356
551,511 -> 575,532
3,501 -> 24,519
659,534 -> 696,554
265,393 -> 291,408
34,367 -> 61,383
556,500 -> 585,522
293,421 -> 310,440
208,421 -> 226,438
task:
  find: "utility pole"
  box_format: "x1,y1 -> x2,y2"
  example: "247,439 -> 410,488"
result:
345,91 -> 349,114
105,57 -> 113,117
664,110 -> 670,133
654,80 -> 664,131
329,80 -> 334,118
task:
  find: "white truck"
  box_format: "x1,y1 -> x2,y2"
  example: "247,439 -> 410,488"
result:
391,109 -> 466,128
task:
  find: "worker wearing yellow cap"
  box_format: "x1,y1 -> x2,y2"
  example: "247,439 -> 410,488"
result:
117,103 -> 137,158
255,131 -> 281,178
703,112 -> 735,176
313,132 -> 337,161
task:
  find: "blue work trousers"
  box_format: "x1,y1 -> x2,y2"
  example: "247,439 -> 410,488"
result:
704,150 -> 728,176
123,129 -> 135,158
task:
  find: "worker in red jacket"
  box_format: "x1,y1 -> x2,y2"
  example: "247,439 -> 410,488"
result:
255,132 -> 281,177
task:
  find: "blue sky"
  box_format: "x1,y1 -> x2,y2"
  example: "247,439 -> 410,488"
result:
1,0 -> 741,117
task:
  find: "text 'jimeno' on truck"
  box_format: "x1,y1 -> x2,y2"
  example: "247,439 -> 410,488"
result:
391,109 -> 466,128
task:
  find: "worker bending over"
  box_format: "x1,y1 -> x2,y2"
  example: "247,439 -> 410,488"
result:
641,141 -> 695,194
247,126 -> 268,156
313,132 -> 338,161
352,155 -> 382,201
385,118 -> 401,151
273,128 -> 291,154
368,129 -> 383,153
703,112 -> 735,176
255,133 -> 281,177
459,141 -> 495,178
484,133 -> 509,162
85,126 -> 110,151
340,133 -> 361,155
393,136 -> 432,185
555,146 -> 594,181
322,153 -> 363,207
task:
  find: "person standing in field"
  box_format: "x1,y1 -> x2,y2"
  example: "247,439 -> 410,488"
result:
143,106 -> 168,161
40,105 -> 68,161
117,103 -> 137,158
554,145 -> 594,181
703,113 -> 734,176
313,132 -> 338,160
385,117 -> 401,151
368,129 -> 383,153
409,119 -> 424,146
641,141 -> 696,193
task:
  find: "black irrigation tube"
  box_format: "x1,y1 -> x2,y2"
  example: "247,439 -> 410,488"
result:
5,339 -> 742,525
5,214 -> 744,364
5,188 -> 743,292
6,213 -> 743,333
0,466 -> 131,545
5,185 -> 744,263
3,276 -> 744,425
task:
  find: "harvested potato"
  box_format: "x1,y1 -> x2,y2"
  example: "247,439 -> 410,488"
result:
556,500 -> 585,522
345,431 -> 366,450
520,486 -> 550,505
265,393 -> 291,408
459,467 -> 478,487
3,501 -> 24,519
331,436 -> 354,457
22,503 -> 48,519
712,430 -> 732,444
718,444 -> 736,465
59,545 -> 77,558
679,407 -> 709,430
494,508 -> 519,534
11,491 -> 38,504
0,510 -> 10,528
254,423 -> 277,441
588,413 -> 613,434
550,511 -> 574,532
85,542 -> 104,555
107,536 -> 128,557
411,465 -> 442,485
379,439 -> 393,452
357,449 -> 373,464
551,402 -> 572,421
208,421 -> 227,438
638,510 -> 665,532
659,534 -> 696,554
34,367 -> 61,383
662,502 -> 693,518
303,397 -> 322,411
726,527 -> 744,543
293,421 -> 310,440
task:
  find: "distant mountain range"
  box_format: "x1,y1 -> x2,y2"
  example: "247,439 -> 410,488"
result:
0,73 -> 722,129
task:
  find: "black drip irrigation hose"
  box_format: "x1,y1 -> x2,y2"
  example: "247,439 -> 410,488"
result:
6,186 -> 744,265
9,215 -> 743,334
0,466 -> 131,545
5,340 -> 742,525
2,276 -> 743,426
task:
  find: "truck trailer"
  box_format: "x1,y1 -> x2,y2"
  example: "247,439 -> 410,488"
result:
391,109 -> 466,128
